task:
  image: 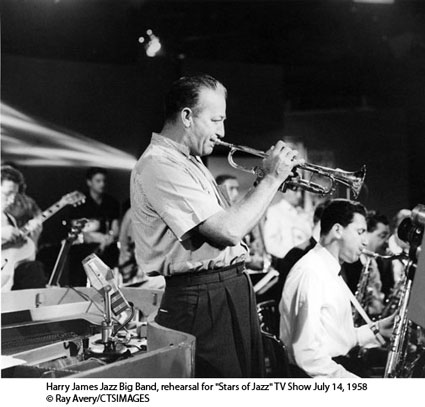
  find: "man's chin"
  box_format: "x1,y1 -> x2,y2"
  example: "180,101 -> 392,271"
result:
203,146 -> 214,156
343,255 -> 360,264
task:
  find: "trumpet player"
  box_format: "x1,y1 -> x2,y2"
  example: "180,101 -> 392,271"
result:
130,74 -> 303,378
279,199 -> 395,378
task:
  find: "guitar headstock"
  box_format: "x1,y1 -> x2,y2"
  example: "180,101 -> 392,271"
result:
60,191 -> 86,207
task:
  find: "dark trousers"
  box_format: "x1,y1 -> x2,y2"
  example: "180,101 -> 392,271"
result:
333,346 -> 389,378
333,355 -> 371,378
155,263 -> 265,378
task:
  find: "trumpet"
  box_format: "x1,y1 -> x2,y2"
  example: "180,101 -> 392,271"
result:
215,140 -> 366,198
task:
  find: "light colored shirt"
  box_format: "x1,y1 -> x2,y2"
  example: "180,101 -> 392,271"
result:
130,133 -> 247,276
279,244 -> 379,378
263,199 -> 312,258
118,208 -> 134,266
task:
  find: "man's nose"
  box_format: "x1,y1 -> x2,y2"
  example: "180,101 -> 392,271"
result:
216,122 -> 225,138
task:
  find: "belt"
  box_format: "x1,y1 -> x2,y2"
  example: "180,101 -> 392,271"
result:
165,262 -> 246,287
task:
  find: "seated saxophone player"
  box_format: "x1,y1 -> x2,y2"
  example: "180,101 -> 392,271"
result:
279,199 -> 394,378
342,211 -> 390,319
130,74 -> 302,378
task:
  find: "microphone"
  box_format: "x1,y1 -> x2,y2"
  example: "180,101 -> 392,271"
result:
82,253 -> 130,316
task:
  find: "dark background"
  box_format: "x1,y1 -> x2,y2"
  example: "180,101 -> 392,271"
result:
1,0 -> 425,246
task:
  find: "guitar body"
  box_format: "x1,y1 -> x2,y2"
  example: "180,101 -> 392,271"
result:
1,190 -> 85,292
1,238 -> 36,291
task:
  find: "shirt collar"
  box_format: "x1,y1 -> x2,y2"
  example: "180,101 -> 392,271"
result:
314,243 -> 341,277
277,199 -> 295,211
151,132 -> 191,158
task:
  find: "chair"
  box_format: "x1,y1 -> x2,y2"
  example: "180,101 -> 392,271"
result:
257,299 -> 280,336
261,330 -> 291,378
257,300 -> 291,377
257,299 -> 310,378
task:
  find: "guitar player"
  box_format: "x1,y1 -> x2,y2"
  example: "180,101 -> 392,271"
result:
1,165 -> 46,290
67,167 -> 120,287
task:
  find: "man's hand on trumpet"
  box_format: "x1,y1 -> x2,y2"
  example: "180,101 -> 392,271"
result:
261,140 -> 304,185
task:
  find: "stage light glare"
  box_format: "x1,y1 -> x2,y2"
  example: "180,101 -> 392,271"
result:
146,36 -> 161,57
1,102 -> 137,170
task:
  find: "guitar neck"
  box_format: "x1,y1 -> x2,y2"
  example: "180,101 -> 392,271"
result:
20,200 -> 66,236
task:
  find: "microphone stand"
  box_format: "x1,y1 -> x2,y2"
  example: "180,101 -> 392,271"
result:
47,218 -> 88,287
86,284 -> 135,362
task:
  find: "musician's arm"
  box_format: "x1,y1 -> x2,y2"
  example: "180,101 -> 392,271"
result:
26,215 -> 43,248
1,224 -> 20,244
110,218 -> 120,240
1,212 -> 22,245
82,218 -> 119,248
25,198 -> 43,248
82,231 -> 107,244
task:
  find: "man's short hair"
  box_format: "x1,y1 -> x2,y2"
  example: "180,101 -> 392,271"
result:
313,199 -> 330,226
366,210 -> 389,233
164,74 -> 227,122
215,174 -> 237,185
320,199 -> 367,236
1,165 -> 25,189
86,167 -> 107,181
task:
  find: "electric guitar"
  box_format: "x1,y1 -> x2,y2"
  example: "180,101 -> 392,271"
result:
1,191 -> 86,291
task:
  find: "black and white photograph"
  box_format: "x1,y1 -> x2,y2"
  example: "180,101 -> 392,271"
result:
1,0 -> 425,405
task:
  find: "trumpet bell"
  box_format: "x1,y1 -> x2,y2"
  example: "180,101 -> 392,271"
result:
215,140 -> 367,198
280,163 -> 366,198
328,165 -> 367,199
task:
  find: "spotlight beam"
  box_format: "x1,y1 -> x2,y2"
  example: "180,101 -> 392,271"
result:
1,102 -> 137,170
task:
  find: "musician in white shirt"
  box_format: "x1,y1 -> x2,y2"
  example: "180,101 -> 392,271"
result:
279,199 -> 395,378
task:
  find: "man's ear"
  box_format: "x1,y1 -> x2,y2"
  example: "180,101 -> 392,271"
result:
181,108 -> 193,128
331,223 -> 344,239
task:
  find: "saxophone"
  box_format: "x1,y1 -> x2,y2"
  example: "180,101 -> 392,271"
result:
384,260 -> 413,377
384,259 -> 425,378
353,255 -> 373,325
381,274 -> 407,319
353,250 -> 404,324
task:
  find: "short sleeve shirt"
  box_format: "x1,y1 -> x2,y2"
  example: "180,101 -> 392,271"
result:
130,133 -> 247,276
